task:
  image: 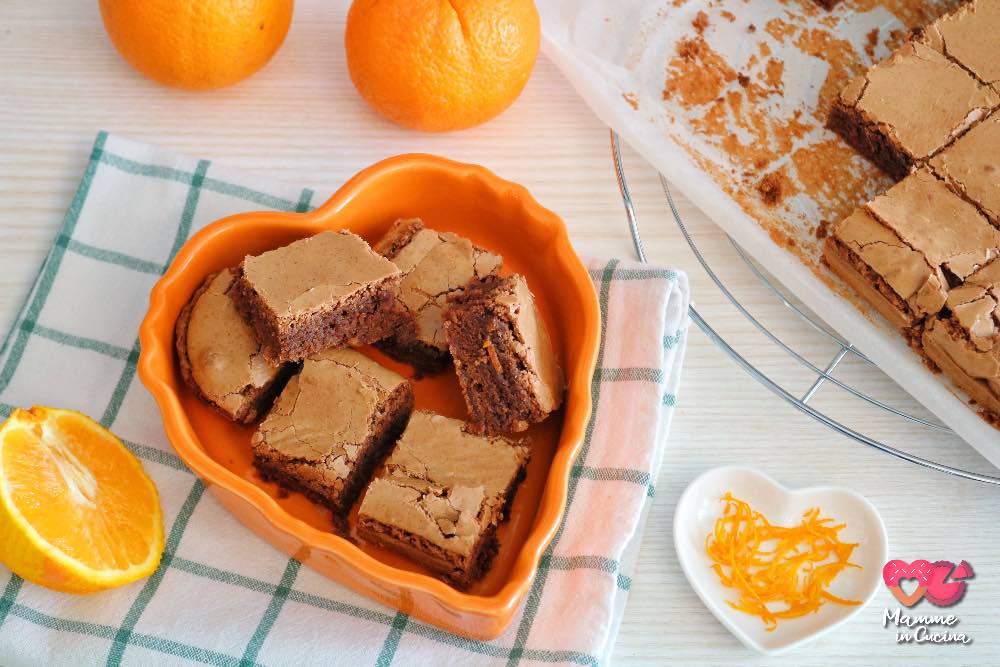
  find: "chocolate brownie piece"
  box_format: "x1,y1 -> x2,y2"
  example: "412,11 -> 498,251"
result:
443,274 -> 565,434
230,230 -> 405,364
823,168 -> 1000,337
923,258 -> 1000,418
811,0 -> 841,9
827,42 -> 998,180
356,410 -> 530,588
373,218 -> 502,375
175,269 -> 294,423
929,113 -> 1000,227
252,348 -> 414,517
915,0 -> 1000,91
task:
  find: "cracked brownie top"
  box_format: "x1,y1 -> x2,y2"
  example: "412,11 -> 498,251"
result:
376,218 -> 502,352
924,258 -> 1000,398
252,348 -> 408,468
930,114 -> 1000,227
915,0 -> 1000,92
832,168 -> 1000,321
836,42 -> 998,162
241,229 -> 400,318
182,268 -> 283,420
941,259 -> 1000,355
357,410 -> 529,557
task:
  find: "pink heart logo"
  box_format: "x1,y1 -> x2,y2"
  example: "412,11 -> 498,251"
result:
925,560 -> 974,607
882,560 -> 934,606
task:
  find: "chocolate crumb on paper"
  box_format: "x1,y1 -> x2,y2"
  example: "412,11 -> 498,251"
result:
662,36 -> 737,105
887,28 -> 907,48
815,219 -> 830,239
757,172 -> 784,205
757,168 -> 800,206
692,10 -> 710,33
769,227 -> 798,250
762,58 -> 784,93
765,17 -> 796,42
864,27 -> 880,58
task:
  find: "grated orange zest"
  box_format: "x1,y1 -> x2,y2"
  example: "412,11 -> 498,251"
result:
705,492 -> 861,631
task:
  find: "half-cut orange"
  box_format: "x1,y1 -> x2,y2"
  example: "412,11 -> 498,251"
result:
0,406 -> 164,593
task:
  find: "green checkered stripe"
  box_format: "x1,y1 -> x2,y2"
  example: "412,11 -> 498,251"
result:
0,133 -> 690,666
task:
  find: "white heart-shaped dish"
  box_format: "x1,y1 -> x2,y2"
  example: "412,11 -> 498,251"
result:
674,466 -> 888,655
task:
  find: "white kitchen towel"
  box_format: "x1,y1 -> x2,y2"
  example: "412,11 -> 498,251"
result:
0,132 -> 690,667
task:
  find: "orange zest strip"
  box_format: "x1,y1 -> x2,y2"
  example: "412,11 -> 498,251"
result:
705,492 -> 862,631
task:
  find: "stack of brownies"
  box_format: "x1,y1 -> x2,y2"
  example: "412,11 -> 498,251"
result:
175,219 -> 564,587
824,0 -> 1000,421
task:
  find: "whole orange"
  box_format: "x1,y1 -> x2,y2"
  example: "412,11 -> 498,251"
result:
345,0 -> 540,132
99,0 -> 294,90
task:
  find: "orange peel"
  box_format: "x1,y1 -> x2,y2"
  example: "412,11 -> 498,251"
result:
706,492 -> 861,631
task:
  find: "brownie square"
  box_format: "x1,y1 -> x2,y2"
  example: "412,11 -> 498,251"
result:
823,168 -> 1000,337
252,348 -> 414,517
374,218 -> 502,375
356,410 -> 530,588
827,42 -> 998,180
175,269 -> 294,423
230,230 -> 405,364
923,258 -> 1000,419
930,113 -> 1000,227
915,0 -> 1000,92
443,274 -> 565,434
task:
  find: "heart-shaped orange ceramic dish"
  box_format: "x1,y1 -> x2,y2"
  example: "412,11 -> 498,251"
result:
138,154 -> 600,640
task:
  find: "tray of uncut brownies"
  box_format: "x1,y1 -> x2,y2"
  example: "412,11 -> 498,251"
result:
172,218 -> 563,589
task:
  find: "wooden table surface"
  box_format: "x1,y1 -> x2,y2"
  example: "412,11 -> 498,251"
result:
2,2 -> 997,665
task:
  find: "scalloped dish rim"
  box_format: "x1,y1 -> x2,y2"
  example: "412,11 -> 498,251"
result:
137,153 -> 601,638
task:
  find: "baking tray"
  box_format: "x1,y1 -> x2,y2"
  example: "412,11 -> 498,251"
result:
539,0 -> 1000,467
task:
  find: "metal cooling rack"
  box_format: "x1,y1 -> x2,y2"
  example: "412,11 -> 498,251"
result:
610,130 -> 1000,485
